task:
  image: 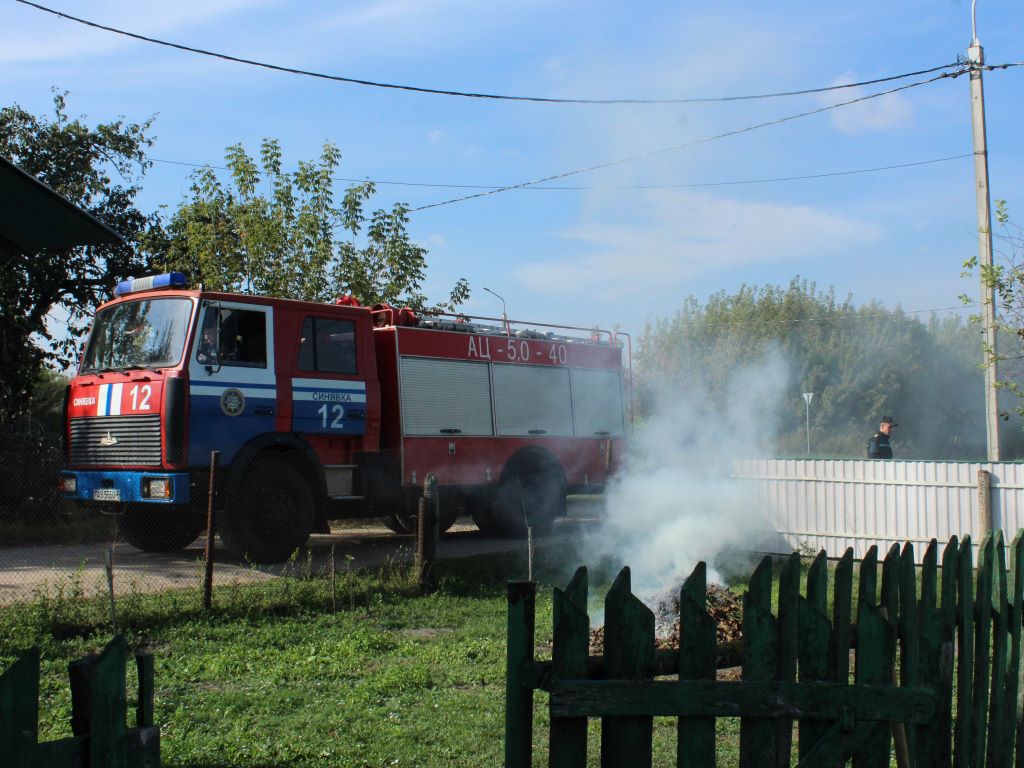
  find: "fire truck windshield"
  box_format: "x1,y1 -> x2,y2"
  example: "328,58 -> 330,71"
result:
80,297 -> 193,373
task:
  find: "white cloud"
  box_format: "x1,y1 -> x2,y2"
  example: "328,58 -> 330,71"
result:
820,71 -> 913,135
426,129 -> 448,144
514,189 -> 879,300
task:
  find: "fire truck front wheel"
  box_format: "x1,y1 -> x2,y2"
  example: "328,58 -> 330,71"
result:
117,504 -> 205,552
220,459 -> 315,563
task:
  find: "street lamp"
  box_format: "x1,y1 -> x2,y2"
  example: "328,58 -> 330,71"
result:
802,392 -> 814,456
483,286 -> 509,334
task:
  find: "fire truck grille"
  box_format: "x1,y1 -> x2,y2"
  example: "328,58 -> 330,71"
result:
69,415 -> 162,466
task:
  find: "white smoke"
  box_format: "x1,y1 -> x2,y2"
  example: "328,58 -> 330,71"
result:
583,350 -> 789,599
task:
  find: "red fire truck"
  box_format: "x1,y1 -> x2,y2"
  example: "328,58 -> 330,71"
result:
60,273 -> 628,562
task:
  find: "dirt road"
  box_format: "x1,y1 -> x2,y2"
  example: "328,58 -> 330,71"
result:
0,501 -> 602,605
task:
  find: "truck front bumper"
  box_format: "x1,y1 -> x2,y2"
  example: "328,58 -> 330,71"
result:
60,471 -> 192,505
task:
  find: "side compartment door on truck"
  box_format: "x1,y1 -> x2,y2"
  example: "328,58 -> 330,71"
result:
188,301 -> 277,464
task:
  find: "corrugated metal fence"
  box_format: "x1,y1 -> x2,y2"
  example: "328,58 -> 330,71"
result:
733,459 -> 1024,561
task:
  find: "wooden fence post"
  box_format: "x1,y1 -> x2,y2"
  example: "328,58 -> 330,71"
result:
799,551 -> 831,763
550,567 -> 589,768
971,533 -> 995,768
987,530 -> 1009,765
775,553 -> 800,766
0,647 -> 39,768
1006,532 -> 1024,768
69,636 -> 129,768
740,556 -> 777,768
956,535 -> 975,767
978,469 -> 993,535
853,546 -> 895,768
505,580 -> 536,768
899,543 -> 920,767
678,561 -> 715,768
135,652 -> 155,729
417,473 -> 439,593
601,566 -> 655,768
832,549 -> 854,687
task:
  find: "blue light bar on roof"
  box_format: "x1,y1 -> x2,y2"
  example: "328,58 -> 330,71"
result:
114,272 -> 188,298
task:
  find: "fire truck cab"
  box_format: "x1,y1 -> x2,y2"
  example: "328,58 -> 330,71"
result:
61,274 -> 628,562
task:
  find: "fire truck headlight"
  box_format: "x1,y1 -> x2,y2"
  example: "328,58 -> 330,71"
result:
143,477 -> 173,499
60,475 -> 77,494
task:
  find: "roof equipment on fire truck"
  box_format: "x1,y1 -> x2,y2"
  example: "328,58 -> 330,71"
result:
113,272 -> 188,298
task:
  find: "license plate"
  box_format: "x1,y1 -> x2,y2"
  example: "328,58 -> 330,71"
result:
93,488 -> 121,502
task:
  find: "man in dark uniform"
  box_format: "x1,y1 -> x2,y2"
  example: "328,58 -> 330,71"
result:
867,416 -> 897,459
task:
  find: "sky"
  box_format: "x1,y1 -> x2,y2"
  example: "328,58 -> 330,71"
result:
3,0 -> 1023,336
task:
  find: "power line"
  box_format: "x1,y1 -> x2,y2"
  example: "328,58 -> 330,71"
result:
17,0 -> 962,106
149,153 -> 972,192
412,70 -> 966,211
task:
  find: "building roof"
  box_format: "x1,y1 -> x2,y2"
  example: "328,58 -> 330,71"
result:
0,156 -> 125,254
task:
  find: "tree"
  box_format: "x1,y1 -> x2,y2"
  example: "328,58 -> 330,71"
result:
146,138 -> 469,310
636,277 -> 1005,460
961,199 -> 1024,422
0,91 -> 155,421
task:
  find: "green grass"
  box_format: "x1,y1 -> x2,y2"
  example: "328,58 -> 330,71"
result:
0,547 -> 899,767
0,550 -> 578,767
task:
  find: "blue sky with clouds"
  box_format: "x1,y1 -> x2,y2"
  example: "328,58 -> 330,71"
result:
4,0 -> 1023,334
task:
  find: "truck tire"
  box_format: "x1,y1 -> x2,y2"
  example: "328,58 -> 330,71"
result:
468,489 -> 503,537
487,450 -> 566,538
437,487 -> 468,533
377,488 -> 418,534
117,503 -> 205,552
219,459 -> 315,563
380,488 -> 461,534
380,513 -> 413,534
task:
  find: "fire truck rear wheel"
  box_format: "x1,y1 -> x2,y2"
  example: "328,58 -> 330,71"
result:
117,503 -> 205,552
378,488 -> 418,534
489,453 -> 566,538
381,489 -> 461,534
468,490 -> 503,537
220,459 -> 315,563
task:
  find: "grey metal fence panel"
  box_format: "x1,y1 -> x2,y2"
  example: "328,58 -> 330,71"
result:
733,459 -> 1024,563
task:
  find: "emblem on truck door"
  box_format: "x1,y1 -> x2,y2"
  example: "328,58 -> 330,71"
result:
220,388 -> 246,416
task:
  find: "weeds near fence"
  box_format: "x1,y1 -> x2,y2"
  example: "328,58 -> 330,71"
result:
0,557 -> 423,658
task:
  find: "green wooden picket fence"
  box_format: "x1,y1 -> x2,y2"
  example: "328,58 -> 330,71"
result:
0,635 -> 160,768
506,532 -> 1024,767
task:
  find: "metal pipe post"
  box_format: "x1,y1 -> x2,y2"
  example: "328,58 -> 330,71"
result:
203,451 -> 219,610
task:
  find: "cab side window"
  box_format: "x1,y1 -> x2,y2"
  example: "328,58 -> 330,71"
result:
298,316 -> 357,374
220,309 -> 267,368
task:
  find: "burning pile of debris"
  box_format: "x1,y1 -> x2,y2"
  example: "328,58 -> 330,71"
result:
589,583 -> 743,667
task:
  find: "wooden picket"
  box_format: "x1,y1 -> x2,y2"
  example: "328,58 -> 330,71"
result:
506,534 -> 1024,767
0,635 -> 160,768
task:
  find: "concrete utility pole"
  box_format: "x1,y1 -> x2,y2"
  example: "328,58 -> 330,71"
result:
968,0 -> 1001,461
803,392 -> 813,456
